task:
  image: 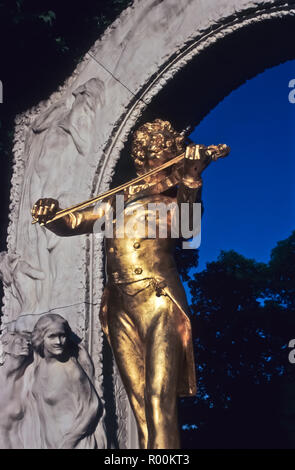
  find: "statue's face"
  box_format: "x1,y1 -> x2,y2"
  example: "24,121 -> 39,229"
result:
132,120 -> 184,177
43,324 -> 67,358
3,333 -> 31,357
145,133 -> 175,169
133,133 -> 177,179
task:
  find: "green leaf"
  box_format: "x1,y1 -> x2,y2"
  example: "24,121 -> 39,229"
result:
38,10 -> 56,26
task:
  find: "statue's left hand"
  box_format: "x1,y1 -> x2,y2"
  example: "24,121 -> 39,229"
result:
183,143 -> 230,182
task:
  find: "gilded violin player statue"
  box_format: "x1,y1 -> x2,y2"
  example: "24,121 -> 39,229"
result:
31,119 -> 230,449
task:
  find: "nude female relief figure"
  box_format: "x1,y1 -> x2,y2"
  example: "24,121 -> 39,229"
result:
0,332 -> 32,449
21,314 -> 103,449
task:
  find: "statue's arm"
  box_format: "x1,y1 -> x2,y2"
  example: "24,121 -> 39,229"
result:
177,145 -> 204,208
31,198 -> 108,236
48,207 -> 103,236
178,143 -> 230,201
177,144 -> 230,227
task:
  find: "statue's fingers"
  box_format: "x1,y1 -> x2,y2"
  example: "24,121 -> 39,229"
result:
185,146 -> 194,159
43,206 -> 49,216
37,206 -> 44,217
187,145 -> 202,160
31,204 -> 38,216
50,202 -> 57,213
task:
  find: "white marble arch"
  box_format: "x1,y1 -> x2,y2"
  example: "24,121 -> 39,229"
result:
2,0 -> 295,448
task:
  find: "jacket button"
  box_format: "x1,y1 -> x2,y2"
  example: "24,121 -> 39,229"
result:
134,267 -> 142,275
133,242 -> 140,249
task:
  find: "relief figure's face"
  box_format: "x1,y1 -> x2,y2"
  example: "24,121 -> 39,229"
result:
43,324 -> 67,358
3,333 -> 31,357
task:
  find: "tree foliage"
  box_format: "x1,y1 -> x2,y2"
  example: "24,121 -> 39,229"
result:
179,231 -> 295,448
0,0 -> 132,112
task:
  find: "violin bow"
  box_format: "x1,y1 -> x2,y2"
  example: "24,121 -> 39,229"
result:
32,150 -> 186,225
31,144 -> 229,226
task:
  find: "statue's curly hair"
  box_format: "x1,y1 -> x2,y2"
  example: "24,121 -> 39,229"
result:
131,119 -> 185,174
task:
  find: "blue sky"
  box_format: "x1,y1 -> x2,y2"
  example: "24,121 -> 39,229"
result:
190,60 -> 295,272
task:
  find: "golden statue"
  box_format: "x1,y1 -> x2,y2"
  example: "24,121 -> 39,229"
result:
31,119 -> 230,449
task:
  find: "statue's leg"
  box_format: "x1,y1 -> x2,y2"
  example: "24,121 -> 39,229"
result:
145,296 -> 184,449
107,291 -> 148,449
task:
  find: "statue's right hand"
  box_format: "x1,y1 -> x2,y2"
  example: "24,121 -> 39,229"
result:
31,198 -> 60,225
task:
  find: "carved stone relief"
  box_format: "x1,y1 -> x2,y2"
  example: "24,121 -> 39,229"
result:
2,0 -> 294,449
0,314 -> 106,449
